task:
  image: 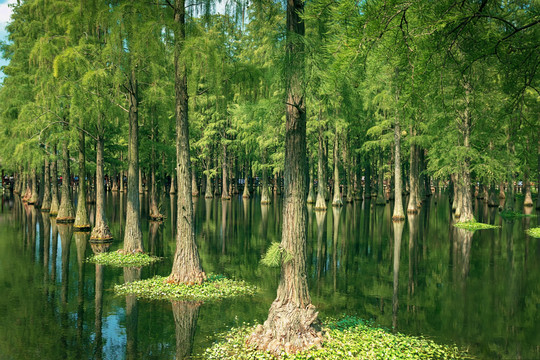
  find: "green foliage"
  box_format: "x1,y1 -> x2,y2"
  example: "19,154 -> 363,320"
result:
500,211 -> 537,220
203,316 -> 472,359
114,275 -> 256,301
87,252 -> 161,267
453,221 -> 499,231
260,242 -> 293,268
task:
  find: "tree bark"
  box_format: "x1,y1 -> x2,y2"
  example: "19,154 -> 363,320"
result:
168,0 -> 206,285
123,69 -> 144,253
192,171 -> 199,197
42,157 -> 51,211
50,144 -> 60,216
393,119 -> 405,221
261,167 -> 271,205
407,141 -> 419,213
314,121 -> 326,211
247,0 -> 322,354
57,132 -> 75,223
332,133 -> 342,207
221,144 -> 230,200
172,301 -> 201,359
375,153 -> 385,205
28,168 -> 39,204
74,122 -> 90,230
90,132 -> 113,241
457,96 -> 474,222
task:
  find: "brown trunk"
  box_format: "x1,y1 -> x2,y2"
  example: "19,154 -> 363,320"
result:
407,139 -> 419,213
50,145 -> 60,215
332,133 -> 343,207
504,138 -> 515,212
364,155 -> 372,199
393,119 -> 405,220
172,301 -> 201,359
28,168 -> 39,204
169,173 -> 176,194
376,153 -> 385,205
74,122 -> 90,230
261,167 -> 271,204
123,69 -> 144,253
457,95 -> 474,222
205,170 -> 213,199
168,0 -> 206,285
139,168 -> 143,194
523,170 -> 533,207
247,0 -> 322,354
307,160 -> 315,204
314,120 -> 326,211
90,133 -> 113,241
192,171 -> 199,197
57,132 -> 75,223
221,144 -> 230,200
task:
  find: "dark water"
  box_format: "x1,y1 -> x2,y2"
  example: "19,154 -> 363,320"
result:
0,191 -> 539,359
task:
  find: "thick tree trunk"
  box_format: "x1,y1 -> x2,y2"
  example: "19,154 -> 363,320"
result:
169,174 -> 176,195
42,157 -> 51,211
393,120 -> 405,221
332,134 -> 342,207
123,70 -> 144,254
172,301 -> 200,359
168,0 -> 206,285
74,124 -> 90,230
57,134 -> 75,223
90,135 -> 113,241
243,164 -> 251,199
523,170 -> 533,207
247,0 -> 322,354
205,171 -> 213,199
499,182 -> 505,199
488,183 -> 498,207
314,123 -> 326,211
50,145 -> 60,216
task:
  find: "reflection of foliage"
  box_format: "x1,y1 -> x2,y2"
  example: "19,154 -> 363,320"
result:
453,221 -> 499,231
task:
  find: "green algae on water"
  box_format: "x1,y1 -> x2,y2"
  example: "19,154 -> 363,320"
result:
526,227 -> 540,238
87,252 -> 161,267
203,316 -> 472,359
114,274 -> 256,301
453,221 -> 499,231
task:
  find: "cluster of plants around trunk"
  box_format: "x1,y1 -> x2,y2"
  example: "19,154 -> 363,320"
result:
203,316 -> 472,359
0,0 -> 538,357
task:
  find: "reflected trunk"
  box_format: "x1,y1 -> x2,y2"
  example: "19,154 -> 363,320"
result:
172,301 -> 201,359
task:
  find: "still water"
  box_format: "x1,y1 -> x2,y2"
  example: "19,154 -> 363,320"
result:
0,191 -> 539,359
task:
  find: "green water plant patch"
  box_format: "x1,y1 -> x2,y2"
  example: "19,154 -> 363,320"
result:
203,316 -> 472,359
87,251 -> 161,267
453,221 -> 498,231
526,227 -> 540,238
114,274 -> 256,301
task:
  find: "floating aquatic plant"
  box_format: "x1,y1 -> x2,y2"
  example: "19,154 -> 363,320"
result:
87,252 -> 161,267
453,221 -> 499,231
525,227 -> 540,238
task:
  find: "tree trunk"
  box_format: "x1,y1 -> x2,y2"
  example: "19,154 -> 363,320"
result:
261,167 -> 271,205
42,157 -> 51,211
50,144 -> 60,216
243,163 -> 251,199
393,119 -> 405,221
90,133 -> 113,241
307,161 -> 315,204
28,168 -> 39,204
375,153 -> 385,205
504,140 -> 515,212
139,168 -> 144,194
123,69 -> 144,254
192,171 -> 199,197
120,152 -> 125,193
364,155 -> 372,199
247,0 -> 322,354
345,141 -> 353,203
457,100 -> 474,222
314,122 -> 326,211
57,133 -> 75,223
75,123 -> 90,230
221,144 -> 230,200
205,171 -> 213,199
332,133 -> 342,207
407,141 -> 418,213
523,170 -> 533,207
149,120 -> 163,221
392,220 -> 404,330
172,301 -> 200,360
170,173 -> 176,195
168,0 -> 206,285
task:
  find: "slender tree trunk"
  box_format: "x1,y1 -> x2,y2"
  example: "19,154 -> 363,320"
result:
123,69 -> 143,253
57,131 -> 75,223
42,157 -> 51,211
243,162 -> 251,199
407,141 -> 418,213
75,123 -> 90,230
29,168 -> 39,204
504,138 -> 515,212
523,170 -> 533,207
170,173 -> 176,195
149,120 -> 163,220
50,145 -> 60,216
457,99 -> 474,222
332,133 -> 342,207
392,220 -> 404,329
307,159 -> 315,204
192,171 -> 199,197
221,144 -> 230,200
376,153 -> 385,205
393,119 -> 405,221
314,121 -> 326,211
205,171 -> 213,199
120,152 -> 125,193
139,169 -> 143,194
261,167 -> 271,205
247,0 -> 322,353
168,0 -> 205,284
345,142 -> 353,203
537,139 -> 540,210
90,132 -> 112,241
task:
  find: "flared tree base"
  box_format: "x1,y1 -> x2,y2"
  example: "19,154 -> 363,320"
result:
74,224 -> 91,231
246,302 -> 323,356
167,270 -> 206,286
90,224 -> 113,242
392,215 -> 405,221
149,214 -> 164,221
57,217 -> 75,224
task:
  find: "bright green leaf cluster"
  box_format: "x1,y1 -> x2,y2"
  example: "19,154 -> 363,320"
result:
86,252 -> 161,267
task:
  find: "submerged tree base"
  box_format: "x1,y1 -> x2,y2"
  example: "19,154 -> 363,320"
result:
114,275 -> 256,301
204,316 -> 471,359
87,251 -> 160,267
526,227 -> 540,238
453,221 -> 499,231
